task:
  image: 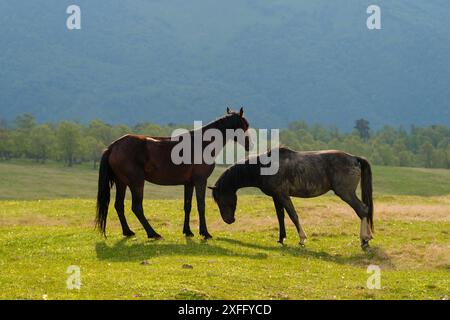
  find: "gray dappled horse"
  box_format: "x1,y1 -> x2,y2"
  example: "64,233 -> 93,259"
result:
210,147 -> 374,250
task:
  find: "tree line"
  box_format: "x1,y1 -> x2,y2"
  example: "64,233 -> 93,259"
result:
281,120 -> 450,168
0,114 -> 449,169
0,114 -> 175,168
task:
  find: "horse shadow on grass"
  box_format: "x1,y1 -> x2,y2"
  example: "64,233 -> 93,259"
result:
216,237 -> 395,268
95,237 -> 268,262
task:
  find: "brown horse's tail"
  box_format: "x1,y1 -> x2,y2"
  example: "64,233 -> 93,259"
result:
96,148 -> 114,237
357,157 -> 374,232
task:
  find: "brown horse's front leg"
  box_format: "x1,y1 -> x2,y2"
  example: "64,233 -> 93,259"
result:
183,183 -> 194,237
195,181 -> 212,239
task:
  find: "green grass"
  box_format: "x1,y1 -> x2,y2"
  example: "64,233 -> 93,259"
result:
0,161 -> 449,299
0,196 -> 449,300
372,166 -> 450,196
0,160 -> 224,200
0,160 -> 450,200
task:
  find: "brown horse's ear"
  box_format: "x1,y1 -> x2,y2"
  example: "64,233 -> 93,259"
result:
226,107 -> 231,114
239,107 -> 244,117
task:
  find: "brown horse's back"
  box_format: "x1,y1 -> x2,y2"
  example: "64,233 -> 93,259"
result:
107,134 -> 214,186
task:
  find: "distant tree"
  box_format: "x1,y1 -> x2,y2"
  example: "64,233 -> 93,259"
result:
370,150 -> 383,165
87,120 -> 114,146
112,124 -> 131,140
0,128 -> 13,160
419,142 -> 434,168
431,149 -> 447,169
29,125 -> 55,163
377,125 -> 397,145
354,119 -> 370,142
84,136 -> 104,169
341,135 -> 365,156
133,122 -> 171,136
329,125 -> 341,140
446,145 -> 450,169
371,144 -> 398,166
12,114 -> 37,158
288,121 -> 309,132
56,121 -> 82,166
398,150 -> 413,167
310,124 -> 330,142
15,113 -> 36,130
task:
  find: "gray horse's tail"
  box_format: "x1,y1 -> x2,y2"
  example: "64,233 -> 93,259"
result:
357,157 -> 374,232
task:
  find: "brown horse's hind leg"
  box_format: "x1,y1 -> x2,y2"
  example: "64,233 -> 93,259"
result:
277,196 -> 307,246
129,182 -> 161,239
336,191 -> 372,249
273,197 -> 286,244
183,183 -> 194,237
114,181 -> 135,237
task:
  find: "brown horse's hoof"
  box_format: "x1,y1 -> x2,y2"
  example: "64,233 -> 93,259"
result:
123,230 -> 135,237
183,231 -> 194,237
202,233 -> 213,240
149,234 -> 163,240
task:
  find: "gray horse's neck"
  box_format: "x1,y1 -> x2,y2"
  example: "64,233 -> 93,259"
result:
221,162 -> 261,192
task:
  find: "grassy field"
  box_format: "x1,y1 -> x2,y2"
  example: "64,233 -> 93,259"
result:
1,160 -> 450,200
0,161 -> 449,299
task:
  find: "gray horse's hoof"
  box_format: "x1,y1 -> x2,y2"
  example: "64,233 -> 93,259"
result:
361,240 -> 370,250
299,238 -> 306,247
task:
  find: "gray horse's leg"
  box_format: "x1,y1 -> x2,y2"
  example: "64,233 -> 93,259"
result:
277,196 -> 307,246
273,197 -> 286,244
337,191 -> 372,249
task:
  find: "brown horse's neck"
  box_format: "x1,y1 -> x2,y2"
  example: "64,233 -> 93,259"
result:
195,116 -> 231,137
188,115 -> 240,154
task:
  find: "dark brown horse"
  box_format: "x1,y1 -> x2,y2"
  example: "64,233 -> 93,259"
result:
96,108 -> 251,239
211,147 -> 374,249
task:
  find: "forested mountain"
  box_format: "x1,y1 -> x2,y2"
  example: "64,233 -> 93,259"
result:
1,1 -> 449,129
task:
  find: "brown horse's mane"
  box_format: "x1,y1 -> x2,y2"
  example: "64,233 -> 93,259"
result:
194,111 -> 249,135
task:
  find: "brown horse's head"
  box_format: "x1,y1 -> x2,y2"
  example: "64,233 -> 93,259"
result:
210,186 -> 237,224
225,107 -> 252,151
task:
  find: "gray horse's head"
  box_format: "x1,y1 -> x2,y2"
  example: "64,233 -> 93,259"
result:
209,186 -> 237,224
